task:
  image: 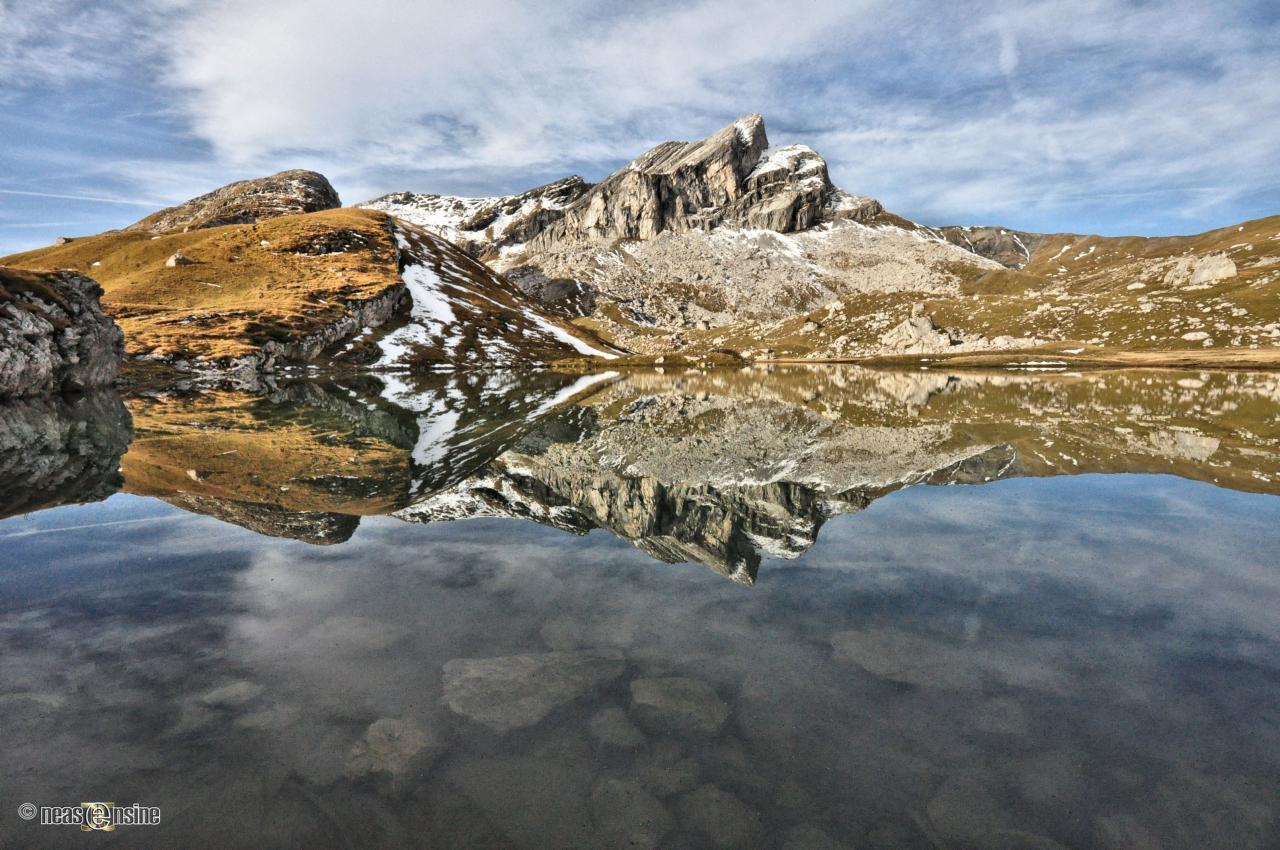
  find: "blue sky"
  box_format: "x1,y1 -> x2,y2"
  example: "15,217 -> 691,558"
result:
2,0 -> 1279,255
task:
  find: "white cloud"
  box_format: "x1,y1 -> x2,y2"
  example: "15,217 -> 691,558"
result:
2,0 -> 1278,233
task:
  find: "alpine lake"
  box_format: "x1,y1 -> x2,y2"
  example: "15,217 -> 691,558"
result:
1,364 -> 1278,849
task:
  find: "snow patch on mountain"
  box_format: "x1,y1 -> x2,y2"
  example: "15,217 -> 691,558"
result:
354,222 -> 620,371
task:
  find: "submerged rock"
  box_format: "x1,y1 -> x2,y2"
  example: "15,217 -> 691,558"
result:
589,777 -> 674,850
630,676 -> 729,736
676,785 -> 766,849
781,823 -> 854,850
344,717 -> 433,777
444,755 -> 597,849
442,650 -> 625,731
0,266 -> 123,397
590,706 -> 646,748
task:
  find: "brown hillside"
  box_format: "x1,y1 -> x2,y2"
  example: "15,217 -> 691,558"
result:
2,209 -> 401,361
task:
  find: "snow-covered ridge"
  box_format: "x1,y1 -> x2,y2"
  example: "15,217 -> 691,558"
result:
359,176 -> 590,257
358,222 -> 618,372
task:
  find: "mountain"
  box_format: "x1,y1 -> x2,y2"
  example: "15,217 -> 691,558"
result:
3,191 -> 617,378
10,364 -> 1272,578
4,113 -> 1278,382
368,114 -> 1280,366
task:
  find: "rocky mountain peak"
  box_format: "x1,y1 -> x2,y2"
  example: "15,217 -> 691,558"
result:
126,169 -> 341,233
529,113 -> 878,249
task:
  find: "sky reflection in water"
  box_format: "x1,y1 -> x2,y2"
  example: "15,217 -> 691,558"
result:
0,367 -> 1278,849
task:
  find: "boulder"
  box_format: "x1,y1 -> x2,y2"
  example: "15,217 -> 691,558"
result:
630,676 -> 729,736
880,313 -> 958,352
1164,252 -> 1239,287
442,650 -> 625,731
0,266 -> 124,397
1189,253 -> 1237,285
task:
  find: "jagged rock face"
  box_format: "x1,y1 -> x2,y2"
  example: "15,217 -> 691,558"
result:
0,267 -> 124,397
529,114 -> 869,248
0,390 -> 133,521
937,226 -> 1049,268
125,169 -> 341,233
361,176 -> 592,258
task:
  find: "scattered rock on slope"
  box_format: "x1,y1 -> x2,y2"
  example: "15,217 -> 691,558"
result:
126,169 -> 341,233
0,266 -> 124,397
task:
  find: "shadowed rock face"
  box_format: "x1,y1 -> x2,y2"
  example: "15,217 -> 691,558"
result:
0,390 -> 132,520
125,169 -> 341,233
0,267 -> 124,398
159,492 -> 362,545
937,226 -> 1050,269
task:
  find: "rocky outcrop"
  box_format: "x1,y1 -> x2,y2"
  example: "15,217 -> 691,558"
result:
1164,252 -> 1239,287
125,169 -> 341,233
880,309 -> 960,353
0,266 -> 124,397
528,114 -> 875,249
157,492 -> 361,545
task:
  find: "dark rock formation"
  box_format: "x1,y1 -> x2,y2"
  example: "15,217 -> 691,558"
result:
0,390 -> 133,521
126,169 -> 341,233
159,493 -> 361,545
937,226 -> 1049,268
0,266 -> 124,398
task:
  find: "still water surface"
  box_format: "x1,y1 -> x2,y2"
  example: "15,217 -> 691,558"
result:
1,366 -> 1278,848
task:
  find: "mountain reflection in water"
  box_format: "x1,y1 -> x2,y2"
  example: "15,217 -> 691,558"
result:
4,365 -> 1278,581
1,366 -> 1278,849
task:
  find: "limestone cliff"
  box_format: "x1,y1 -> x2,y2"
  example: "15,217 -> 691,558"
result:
0,266 -> 124,397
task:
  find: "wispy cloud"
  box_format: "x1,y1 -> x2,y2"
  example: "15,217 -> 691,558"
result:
0,189 -> 160,207
1,0 -> 1278,236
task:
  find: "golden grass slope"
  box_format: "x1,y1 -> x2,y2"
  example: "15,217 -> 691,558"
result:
2,209 -> 401,361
